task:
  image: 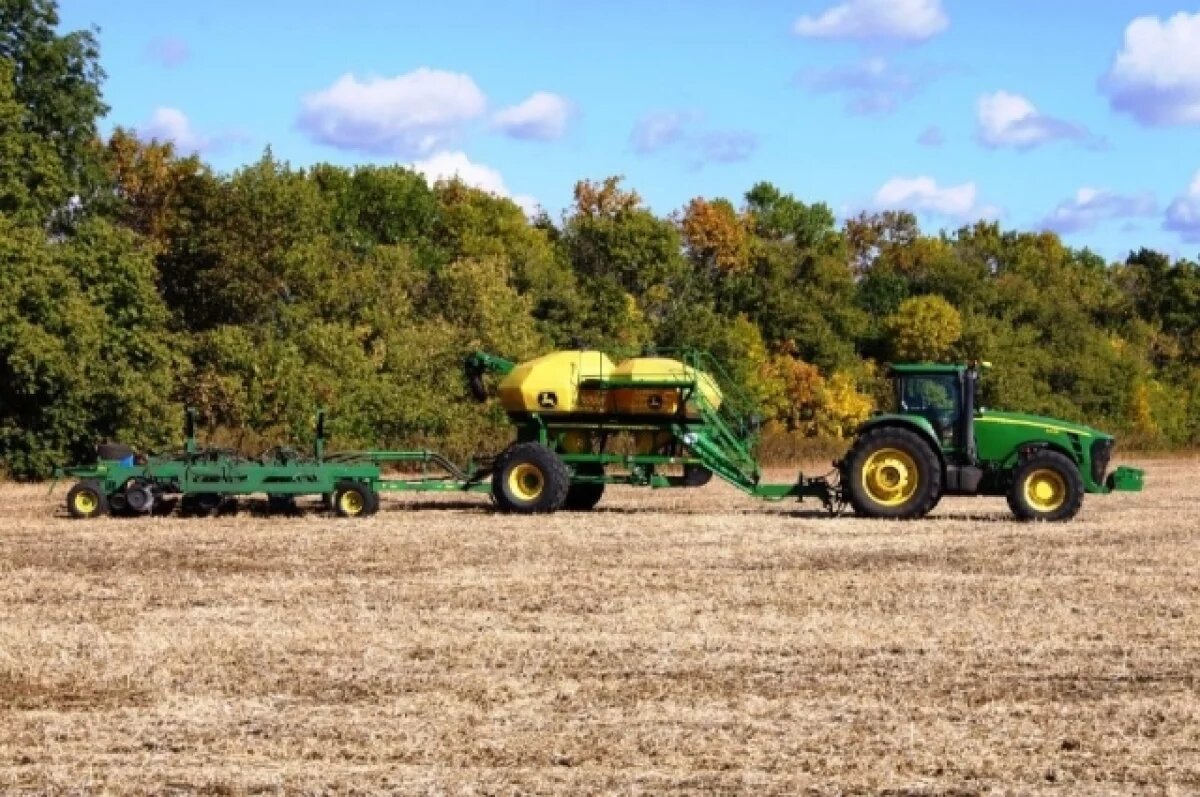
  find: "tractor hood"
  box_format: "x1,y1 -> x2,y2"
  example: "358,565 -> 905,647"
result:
976,409 -> 1112,440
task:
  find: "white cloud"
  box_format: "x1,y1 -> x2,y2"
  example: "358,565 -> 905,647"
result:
412,150 -> 538,215
1040,188 -> 1157,235
492,92 -> 573,141
628,110 -> 756,165
1101,12 -> 1200,127
873,176 -> 992,220
794,0 -> 948,42
917,125 -> 944,146
298,69 -> 487,157
797,57 -> 932,115
976,91 -> 1091,150
1164,170 -> 1200,242
629,110 -> 697,154
146,36 -> 189,68
141,107 -> 210,152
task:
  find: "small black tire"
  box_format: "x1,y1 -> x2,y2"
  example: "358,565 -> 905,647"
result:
682,464 -> 713,487
1007,451 -> 1085,522
492,442 -> 570,513
267,494 -> 299,514
841,426 -> 942,520
66,481 -> 109,519
562,481 -> 605,511
333,481 -> 374,518
181,493 -> 222,518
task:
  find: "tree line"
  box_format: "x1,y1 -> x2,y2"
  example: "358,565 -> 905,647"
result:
2,0 -> 1197,477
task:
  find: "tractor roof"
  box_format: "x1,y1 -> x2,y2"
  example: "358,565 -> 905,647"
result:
888,363 -> 967,376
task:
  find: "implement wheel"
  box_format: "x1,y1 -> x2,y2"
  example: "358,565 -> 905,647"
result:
492,442 -> 570,514
842,427 -> 942,520
66,480 -> 108,519
562,482 -> 605,510
333,481 -> 378,518
1007,451 -> 1084,522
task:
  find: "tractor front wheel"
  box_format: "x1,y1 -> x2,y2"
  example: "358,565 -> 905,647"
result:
66,481 -> 108,519
1007,451 -> 1084,522
492,442 -> 570,513
842,427 -> 942,520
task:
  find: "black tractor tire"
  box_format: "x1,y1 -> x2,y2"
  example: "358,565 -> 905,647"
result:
96,443 -> 135,461
333,481 -> 376,518
1007,450 -> 1085,522
682,464 -> 713,487
66,480 -> 109,519
841,426 -> 942,520
492,442 -> 570,514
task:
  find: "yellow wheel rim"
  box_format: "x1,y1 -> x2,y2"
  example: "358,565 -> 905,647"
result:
507,463 -> 545,501
1024,468 -> 1066,513
74,491 -> 97,514
862,448 -> 920,507
339,490 -> 365,515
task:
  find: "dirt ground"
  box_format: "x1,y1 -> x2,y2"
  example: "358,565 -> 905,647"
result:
1,459 -> 1196,795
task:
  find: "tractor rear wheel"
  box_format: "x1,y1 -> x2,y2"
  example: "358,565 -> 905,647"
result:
66,480 -> 108,519
1007,451 -> 1084,522
492,442 -> 570,513
842,427 -> 942,520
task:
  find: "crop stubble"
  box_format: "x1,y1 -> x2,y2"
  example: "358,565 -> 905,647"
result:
0,459 -> 1197,794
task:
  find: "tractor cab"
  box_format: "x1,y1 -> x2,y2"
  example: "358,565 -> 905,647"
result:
889,362 -> 981,463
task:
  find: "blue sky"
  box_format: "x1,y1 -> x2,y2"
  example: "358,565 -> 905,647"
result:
60,0 -> 1200,259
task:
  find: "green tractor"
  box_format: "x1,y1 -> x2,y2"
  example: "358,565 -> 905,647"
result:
838,362 -> 1143,521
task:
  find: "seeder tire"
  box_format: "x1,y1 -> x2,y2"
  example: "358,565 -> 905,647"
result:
333,481 -> 377,518
66,481 -> 108,519
492,442 -> 570,514
562,481 -> 605,511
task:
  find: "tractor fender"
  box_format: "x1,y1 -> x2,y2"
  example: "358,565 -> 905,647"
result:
850,415 -> 946,467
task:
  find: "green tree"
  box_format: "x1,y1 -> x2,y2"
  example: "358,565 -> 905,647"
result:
0,0 -> 106,222
885,295 -> 963,362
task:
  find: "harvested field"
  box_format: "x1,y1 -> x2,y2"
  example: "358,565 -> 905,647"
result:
1,459 -> 1197,795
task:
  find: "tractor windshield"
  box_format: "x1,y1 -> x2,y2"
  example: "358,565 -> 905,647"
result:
899,374 -> 961,447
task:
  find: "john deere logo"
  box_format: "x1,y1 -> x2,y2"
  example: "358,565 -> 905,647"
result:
537,392 -> 558,408
647,394 -> 663,410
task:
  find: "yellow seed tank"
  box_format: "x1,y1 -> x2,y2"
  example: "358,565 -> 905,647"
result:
610,357 -> 722,418
497,351 -> 615,414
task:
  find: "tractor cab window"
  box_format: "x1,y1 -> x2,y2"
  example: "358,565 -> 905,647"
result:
899,374 -> 961,447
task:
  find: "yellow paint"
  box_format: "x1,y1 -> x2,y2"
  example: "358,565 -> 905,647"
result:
338,489 -> 365,515
611,357 -> 723,417
74,491 -> 98,514
498,351 -> 616,414
861,447 -> 920,507
1024,468 -> 1066,512
507,463 -> 544,501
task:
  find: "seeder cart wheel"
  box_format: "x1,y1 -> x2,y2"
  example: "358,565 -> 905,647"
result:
492,442 -> 570,514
